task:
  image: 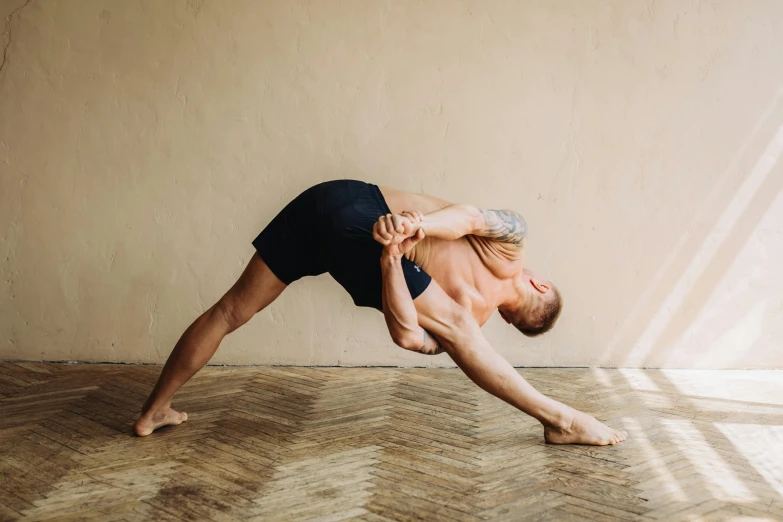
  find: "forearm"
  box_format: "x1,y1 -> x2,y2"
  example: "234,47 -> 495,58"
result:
443,331 -> 568,427
380,254 -> 420,341
380,254 -> 443,354
420,204 -> 526,248
419,204 -> 483,240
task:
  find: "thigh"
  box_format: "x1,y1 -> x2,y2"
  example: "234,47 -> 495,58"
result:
220,253 -> 287,322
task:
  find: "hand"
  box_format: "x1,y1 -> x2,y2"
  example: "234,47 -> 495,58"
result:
373,212 -> 420,245
373,212 -> 425,257
399,210 -> 424,226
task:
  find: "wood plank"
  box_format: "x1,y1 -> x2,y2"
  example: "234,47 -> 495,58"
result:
0,363 -> 779,521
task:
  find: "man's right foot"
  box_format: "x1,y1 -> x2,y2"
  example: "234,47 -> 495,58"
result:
544,409 -> 627,446
134,407 -> 188,437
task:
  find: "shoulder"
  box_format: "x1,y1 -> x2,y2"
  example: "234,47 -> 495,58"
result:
475,208 -> 528,253
413,280 -> 481,342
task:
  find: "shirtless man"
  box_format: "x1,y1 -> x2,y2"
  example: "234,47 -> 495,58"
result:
134,179 -> 627,445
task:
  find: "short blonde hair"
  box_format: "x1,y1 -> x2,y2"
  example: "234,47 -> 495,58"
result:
514,284 -> 562,337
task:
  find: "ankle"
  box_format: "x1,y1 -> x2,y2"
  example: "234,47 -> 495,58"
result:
142,399 -> 171,416
541,403 -> 574,431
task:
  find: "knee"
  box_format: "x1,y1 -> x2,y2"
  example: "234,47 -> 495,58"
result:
214,297 -> 253,332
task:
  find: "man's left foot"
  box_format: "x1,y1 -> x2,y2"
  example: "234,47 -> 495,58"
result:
134,407 -> 188,437
544,408 -> 627,446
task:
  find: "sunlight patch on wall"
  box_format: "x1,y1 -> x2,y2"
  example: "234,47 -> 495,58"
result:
625,124 -> 783,367
672,300 -> 767,369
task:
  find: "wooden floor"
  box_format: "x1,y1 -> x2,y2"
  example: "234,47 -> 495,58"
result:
0,364 -> 782,522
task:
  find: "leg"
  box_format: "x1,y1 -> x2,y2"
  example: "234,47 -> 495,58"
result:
134,253 -> 286,436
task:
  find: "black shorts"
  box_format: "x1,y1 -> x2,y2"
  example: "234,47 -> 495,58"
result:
252,179 -> 432,310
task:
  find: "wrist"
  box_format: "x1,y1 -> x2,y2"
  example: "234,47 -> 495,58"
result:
416,220 -> 428,237
381,252 -> 403,263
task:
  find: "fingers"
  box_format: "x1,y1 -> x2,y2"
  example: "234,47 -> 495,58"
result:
374,214 -> 404,245
373,217 -> 393,245
392,214 -> 405,234
399,210 -> 425,236
373,212 -> 425,247
401,210 -> 424,223
374,215 -> 397,241
398,227 -> 425,253
403,227 -> 425,246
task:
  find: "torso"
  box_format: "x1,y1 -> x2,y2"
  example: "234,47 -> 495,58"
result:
379,186 -> 515,326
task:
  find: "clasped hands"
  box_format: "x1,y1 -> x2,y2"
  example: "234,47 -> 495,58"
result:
373,211 -> 425,258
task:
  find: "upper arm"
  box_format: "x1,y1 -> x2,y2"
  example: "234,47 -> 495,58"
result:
412,279 -> 482,350
475,209 -> 527,249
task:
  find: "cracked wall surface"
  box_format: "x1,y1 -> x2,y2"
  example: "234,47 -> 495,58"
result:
2,0 -> 783,368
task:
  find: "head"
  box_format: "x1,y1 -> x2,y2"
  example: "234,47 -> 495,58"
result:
498,269 -> 562,337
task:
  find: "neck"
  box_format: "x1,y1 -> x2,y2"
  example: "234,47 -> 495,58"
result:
498,276 -> 526,312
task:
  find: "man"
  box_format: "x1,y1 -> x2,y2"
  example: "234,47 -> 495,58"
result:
134,180 -> 627,446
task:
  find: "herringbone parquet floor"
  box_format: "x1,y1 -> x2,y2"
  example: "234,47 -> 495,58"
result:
0,363 -> 781,521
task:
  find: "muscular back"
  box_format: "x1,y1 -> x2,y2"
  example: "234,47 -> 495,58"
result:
379,186 -> 519,325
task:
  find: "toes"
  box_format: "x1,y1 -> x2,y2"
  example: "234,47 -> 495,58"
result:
181,412 -> 188,422
611,430 -> 627,444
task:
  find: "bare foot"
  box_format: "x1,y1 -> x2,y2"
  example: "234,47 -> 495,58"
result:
544,409 -> 627,446
134,407 -> 188,437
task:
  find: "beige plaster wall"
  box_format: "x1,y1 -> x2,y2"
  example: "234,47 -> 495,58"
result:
2,0 -> 783,368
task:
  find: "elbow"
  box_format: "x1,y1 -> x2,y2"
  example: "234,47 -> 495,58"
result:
393,332 -> 422,351
463,204 -> 483,234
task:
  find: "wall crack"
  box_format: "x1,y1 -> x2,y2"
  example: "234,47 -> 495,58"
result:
0,0 -> 34,80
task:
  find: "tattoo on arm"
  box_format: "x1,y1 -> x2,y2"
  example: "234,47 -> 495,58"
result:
417,330 -> 445,355
478,209 -> 527,247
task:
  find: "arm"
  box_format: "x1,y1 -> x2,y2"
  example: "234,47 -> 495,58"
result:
411,279 -> 570,428
373,215 -> 627,445
381,254 -> 444,355
376,214 -> 443,355
415,204 -> 527,247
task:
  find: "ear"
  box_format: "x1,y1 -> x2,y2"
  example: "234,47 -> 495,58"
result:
498,309 -> 512,324
531,279 -> 550,294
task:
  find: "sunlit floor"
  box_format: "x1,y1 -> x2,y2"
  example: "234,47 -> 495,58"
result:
1,363 -> 782,521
